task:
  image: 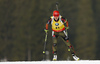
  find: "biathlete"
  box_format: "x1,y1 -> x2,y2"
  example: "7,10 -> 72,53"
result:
44,10 -> 79,61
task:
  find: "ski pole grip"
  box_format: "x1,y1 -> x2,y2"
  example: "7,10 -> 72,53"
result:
56,2 -> 59,10
56,2 -> 58,5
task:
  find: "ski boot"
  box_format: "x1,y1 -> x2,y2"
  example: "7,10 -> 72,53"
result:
53,55 -> 57,61
72,55 -> 79,61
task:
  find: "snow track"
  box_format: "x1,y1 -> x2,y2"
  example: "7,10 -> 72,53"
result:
0,60 -> 100,64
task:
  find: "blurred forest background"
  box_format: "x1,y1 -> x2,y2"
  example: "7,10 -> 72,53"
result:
0,0 -> 100,61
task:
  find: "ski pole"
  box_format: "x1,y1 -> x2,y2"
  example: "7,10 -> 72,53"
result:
43,30 -> 48,60
56,2 -> 59,10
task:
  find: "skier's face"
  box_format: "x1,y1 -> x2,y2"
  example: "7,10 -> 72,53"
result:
54,17 -> 59,21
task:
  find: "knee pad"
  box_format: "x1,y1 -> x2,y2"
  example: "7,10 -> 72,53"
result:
65,36 -> 69,41
53,43 -> 57,47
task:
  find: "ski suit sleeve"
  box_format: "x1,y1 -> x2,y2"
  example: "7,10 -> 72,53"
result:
61,17 -> 69,27
45,18 -> 52,30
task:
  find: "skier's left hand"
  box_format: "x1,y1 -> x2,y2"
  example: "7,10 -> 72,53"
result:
65,27 -> 69,30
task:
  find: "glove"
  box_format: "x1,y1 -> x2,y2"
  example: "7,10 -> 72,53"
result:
44,29 -> 49,34
65,27 -> 69,34
65,27 -> 69,30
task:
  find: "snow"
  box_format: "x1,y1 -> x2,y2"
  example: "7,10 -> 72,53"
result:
0,60 -> 100,64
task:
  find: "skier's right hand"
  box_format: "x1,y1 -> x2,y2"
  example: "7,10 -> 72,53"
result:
44,29 -> 48,34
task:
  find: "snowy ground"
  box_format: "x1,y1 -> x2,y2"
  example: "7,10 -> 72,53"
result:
0,60 -> 100,64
